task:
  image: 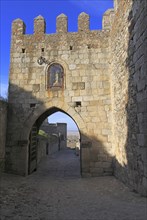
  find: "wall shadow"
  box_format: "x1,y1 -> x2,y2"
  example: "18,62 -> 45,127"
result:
6,82 -> 114,178
113,0 -> 147,196
34,107 -> 81,175
6,1 -> 147,195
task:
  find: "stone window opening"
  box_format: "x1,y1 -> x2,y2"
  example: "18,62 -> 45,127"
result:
30,103 -> 36,108
87,44 -> 91,49
41,48 -> 44,52
75,102 -> 81,107
22,48 -> 26,53
70,46 -> 73,50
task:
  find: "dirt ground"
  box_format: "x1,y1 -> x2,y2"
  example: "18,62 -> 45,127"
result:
0,148 -> 147,220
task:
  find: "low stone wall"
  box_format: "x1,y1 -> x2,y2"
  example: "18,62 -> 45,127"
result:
37,134 -> 62,165
57,123 -> 67,149
41,122 -> 67,151
48,135 -> 59,155
37,131 -> 67,165
37,135 -> 48,165
67,140 -> 76,149
0,100 -> 7,172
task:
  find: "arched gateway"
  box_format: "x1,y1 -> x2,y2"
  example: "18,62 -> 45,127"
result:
22,102 -> 86,175
5,0 -> 147,196
6,12 -> 114,176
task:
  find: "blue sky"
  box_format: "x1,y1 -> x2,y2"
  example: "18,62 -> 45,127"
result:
0,0 -> 114,130
48,111 -> 79,131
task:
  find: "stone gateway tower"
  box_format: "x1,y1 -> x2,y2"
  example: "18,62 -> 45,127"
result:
6,0 -> 147,196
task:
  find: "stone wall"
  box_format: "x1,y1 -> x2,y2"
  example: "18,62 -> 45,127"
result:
37,135 -> 48,164
37,133 -> 61,164
6,12 -> 113,177
41,120 -> 67,150
0,100 -> 7,172
56,123 -> 67,149
6,0 -> 147,196
37,133 -> 62,165
111,0 -> 147,196
48,135 -> 59,155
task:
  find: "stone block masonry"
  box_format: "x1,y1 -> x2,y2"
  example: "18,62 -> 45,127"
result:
5,0 -> 147,196
40,119 -> 67,151
7,11 -> 113,179
111,0 -> 147,196
0,100 -> 7,172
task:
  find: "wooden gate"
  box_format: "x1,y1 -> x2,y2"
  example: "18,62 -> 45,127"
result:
28,123 -> 38,174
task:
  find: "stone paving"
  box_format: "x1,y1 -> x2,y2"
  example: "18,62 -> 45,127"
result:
0,148 -> 147,220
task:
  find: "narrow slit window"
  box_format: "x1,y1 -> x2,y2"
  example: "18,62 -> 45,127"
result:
30,103 -> 36,108
22,48 -> 25,53
75,102 -> 81,107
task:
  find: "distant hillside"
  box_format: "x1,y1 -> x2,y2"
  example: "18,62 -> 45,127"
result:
67,130 -> 80,136
67,130 -> 80,149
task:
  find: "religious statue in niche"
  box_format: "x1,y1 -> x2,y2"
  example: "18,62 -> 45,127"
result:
48,63 -> 64,88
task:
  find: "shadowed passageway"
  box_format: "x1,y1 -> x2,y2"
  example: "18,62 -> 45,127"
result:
0,149 -> 146,220
37,148 -> 81,178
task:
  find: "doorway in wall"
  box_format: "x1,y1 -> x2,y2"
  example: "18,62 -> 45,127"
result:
28,107 -> 81,177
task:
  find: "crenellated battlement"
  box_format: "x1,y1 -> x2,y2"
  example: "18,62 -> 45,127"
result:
12,18 -> 26,36
9,9 -> 115,179
78,12 -> 90,32
11,10 -> 114,37
56,13 -> 68,33
34,15 -> 46,35
7,0 -> 147,197
102,9 -> 115,30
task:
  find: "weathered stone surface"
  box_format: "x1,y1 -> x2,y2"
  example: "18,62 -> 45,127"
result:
4,0 -> 147,196
78,12 -> 89,32
7,15 -> 112,177
56,13 -> 67,33
34,15 -> 46,34
111,0 -> 147,196
0,100 -> 7,172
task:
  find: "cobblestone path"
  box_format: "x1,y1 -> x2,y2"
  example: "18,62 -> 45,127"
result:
0,148 -> 147,220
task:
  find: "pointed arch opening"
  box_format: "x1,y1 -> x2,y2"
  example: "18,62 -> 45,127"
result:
28,107 -> 81,177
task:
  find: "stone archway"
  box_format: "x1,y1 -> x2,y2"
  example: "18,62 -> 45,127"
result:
7,14 -> 113,178
21,101 -> 87,175
28,107 -> 82,175
21,100 -> 86,140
